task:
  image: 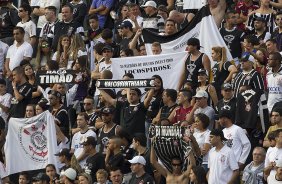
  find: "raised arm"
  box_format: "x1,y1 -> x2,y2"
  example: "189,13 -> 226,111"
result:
150,140 -> 169,177
100,89 -> 117,107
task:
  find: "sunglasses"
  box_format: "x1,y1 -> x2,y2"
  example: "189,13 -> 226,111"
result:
41,44 -> 49,48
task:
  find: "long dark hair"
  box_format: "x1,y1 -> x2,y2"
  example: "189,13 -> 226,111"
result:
152,75 -> 164,96
191,165 -> 208,184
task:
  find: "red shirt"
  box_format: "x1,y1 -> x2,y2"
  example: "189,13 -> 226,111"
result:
171,106 -> 193,124
235,2 -> 259,30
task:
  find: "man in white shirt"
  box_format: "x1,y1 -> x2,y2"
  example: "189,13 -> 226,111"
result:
208,129 -> 239,184
219,110 -> 251,170
264,129 -> 282,178
71,112 -> 97,167
16,4 -> 36,46
5,27 -> 33,79
0,41 -> 9,73
267,158 -> 282,184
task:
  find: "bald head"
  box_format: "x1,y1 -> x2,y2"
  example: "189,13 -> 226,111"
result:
168,10 -> 184,23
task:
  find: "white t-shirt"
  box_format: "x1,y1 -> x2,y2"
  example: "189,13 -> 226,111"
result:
71,129 -> 97,166
16,20 -> 36,42
37,0 -> 60,28
0,93 -> 12,123
267,174 -> 282,184
265,146 -> 282,175
223,124 -> 251,164
266,67 -> 282,112
208,145 -> 239,184
6,42 -> 33,71
0,41 -> 9,71
193,129 -> 210,164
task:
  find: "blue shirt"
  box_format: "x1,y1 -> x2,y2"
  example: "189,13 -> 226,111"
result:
91,0 -> 114,28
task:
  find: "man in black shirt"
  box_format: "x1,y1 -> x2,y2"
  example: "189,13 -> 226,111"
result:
81,136 -> 105,182
10,66 -> 32,118
67,0 -> 87,26
128,156 -> 154,184
119,20 -> 134,50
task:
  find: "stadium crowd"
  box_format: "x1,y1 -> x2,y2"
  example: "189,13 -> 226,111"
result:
0,0 -> 282,183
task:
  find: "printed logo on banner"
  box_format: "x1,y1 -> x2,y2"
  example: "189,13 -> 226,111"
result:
18,119 -> 48,163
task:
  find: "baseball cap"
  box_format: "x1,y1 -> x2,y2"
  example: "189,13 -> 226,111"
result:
193,90 -> 208,98
101,107 -> 115,114
241,54 -> 255,63
80,136 -> 97,146
128,156 -> 146,165
62,168 -> 77,181
187,38 -> 200,47
254,17 -> 266,23
48,90 -> 62,99
32,173 -> 50,182
198,68 -> 208,75
276,159 -> 282,168
141,1 -> 157,8
120,20 -> 133,29
210,129 -> 227,141
218,110 -> 233,120
221,83 -> 233,90
102,44 -> 112,52
54,148 -> 71,157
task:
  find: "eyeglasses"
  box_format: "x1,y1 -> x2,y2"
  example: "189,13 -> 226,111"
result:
41,44 -> 49,48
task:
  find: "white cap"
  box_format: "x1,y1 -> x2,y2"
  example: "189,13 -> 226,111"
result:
62,168 -> 77,181
241,54 -> 255,63
128,156 -> 146,165
194,90 -> 208,98
276,159 -> 282,168
141,1 -> 157,8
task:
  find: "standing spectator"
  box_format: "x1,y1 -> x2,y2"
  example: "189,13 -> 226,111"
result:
16,4 -> 36,46
89,0 -> 115,28
83,96 -> 98,130
271,11 -> 282,51
71,112 -> 97,167
264,108 -> 282,148
266,52 -> 282,112
211,46 -> 237,98
0,79 -> 11,123
219,11 -> 245,65
242,147 -> 265,184
168,10 -> 193,30
9,66 -> 32,118
128,156 -> 154,184
32,0 -> 60,36
39,6 -> 59,45
178,38 -> 211,90
0,0 -> 20,45
219,110 -> 251,170
67,0 -> 87,26
252,17 -> 271,44
82,136 -> 105,182
141,1 -> 165,33
267,159 -> 282,184
208,0 -> 226,28
207,129 -> 239,184
5,27 -> 33,79
52,5 -> 84,51
119,21 -> 134,51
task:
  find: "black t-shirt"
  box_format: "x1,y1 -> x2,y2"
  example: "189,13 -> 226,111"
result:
10,82 -> 32,118
146,93 -> 163,122
116,101 -> 147,135
212,61 -> 232,97
108,152 -> 130,174
216,97 -> 237,122
84,152 -> 105,182
30,83 -> 42,104
128,172 -> 155,184
50,106 -> 69,138
67,1 -> 87,26
0,7 -> 20,39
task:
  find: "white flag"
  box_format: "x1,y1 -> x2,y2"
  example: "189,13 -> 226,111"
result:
4,111 -> 58,175
183,0 -> 207,10
111,52 -> 188,89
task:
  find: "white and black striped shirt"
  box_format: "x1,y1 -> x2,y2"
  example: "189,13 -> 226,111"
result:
247,13 -> 276,33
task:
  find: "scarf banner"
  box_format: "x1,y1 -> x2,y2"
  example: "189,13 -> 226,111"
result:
150,125 -> 192,172
36,70 -> 85,84
142,5 -> 232,63
4,111 -> 58,175
96,79 -> 155,89
111,52 -> 188,89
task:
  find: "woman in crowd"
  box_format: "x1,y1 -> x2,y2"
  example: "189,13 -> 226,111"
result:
35,39 -> 52,70
35,98 -> 49,115
67,34 -> 87,69
211,46 -> 237,98
45,164 -> 59,184
52,35 -> 71,69
18,171 -> 30,184
78,173 -> 92,184
192,113 -> 211,170
189,165 -> 208,184
24,63 -> 42,104
25,104 -> 36,118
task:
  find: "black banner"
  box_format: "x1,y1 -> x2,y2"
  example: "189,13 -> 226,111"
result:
149,125 -> 190,138
96,79 -> 155,89
36,70 -> 83,84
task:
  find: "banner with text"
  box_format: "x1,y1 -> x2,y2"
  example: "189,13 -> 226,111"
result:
97,79 -> 155,89
36,70 -> 85,84
111,52 -> 188,89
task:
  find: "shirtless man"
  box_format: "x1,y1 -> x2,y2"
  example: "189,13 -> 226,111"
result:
150,140 -> 196,184
208,0 -> 226,28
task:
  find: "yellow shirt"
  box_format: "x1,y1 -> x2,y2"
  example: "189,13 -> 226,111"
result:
264,125 -> 282,140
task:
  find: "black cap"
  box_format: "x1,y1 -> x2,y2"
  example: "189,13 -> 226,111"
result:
32,173 -> 50,182
221,83 -> 233,90
102,44 -> 112,52
54,148 -> 71,157
210,129 -> 227,141
120,20 -> 133,29
187,38 -> 200,47
130,88 -> 142,96
0,79 -> 6,86
254,17 -> 266,23
48,90 -> 62,99
80,136 -> 97,146
101,107 -> 115,114
218,110 -> 233,120
198,68 -> 207,75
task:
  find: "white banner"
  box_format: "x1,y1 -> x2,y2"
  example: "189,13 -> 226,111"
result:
4,111 -> 58,175
111,52 -> 188,89
183,0 -> 207,10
